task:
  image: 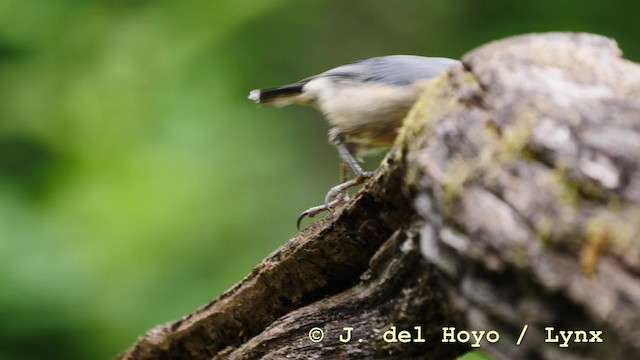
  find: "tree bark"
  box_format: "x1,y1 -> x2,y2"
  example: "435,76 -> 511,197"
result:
119,32 -> 640,360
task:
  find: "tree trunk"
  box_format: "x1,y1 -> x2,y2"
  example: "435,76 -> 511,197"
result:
118,32 -> 640,360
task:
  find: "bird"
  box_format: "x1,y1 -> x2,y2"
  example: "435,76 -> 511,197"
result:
248,55 -> 460,228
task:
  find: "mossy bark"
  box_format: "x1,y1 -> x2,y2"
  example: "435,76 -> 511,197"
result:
119,32 -> 640,360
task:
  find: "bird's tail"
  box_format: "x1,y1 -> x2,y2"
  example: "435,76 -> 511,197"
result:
248,83 -> 306,107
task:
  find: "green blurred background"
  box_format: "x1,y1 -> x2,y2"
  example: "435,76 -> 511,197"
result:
0,0 -> 638,359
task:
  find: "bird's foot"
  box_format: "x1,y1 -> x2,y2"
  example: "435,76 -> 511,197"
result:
296,171 -> 374,229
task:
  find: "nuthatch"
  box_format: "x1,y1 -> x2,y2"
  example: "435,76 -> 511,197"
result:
248,55 -> 460,228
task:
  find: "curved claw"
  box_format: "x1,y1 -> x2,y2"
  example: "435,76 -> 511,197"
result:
297,200 -> 341,230
296,212 -> 306,230
298,171 -> 376,230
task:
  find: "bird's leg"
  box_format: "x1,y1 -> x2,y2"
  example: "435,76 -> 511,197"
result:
326,129 -> 375,207
297,130 -> 374,229
329,129 -> 369,177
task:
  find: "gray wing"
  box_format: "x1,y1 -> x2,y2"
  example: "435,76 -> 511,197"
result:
318,55 -> 460,86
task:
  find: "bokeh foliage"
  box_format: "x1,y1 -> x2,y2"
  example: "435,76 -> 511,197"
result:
0,0 -> 637,358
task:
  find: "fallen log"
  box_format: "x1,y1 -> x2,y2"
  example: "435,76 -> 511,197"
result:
119,32 -> 640,360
